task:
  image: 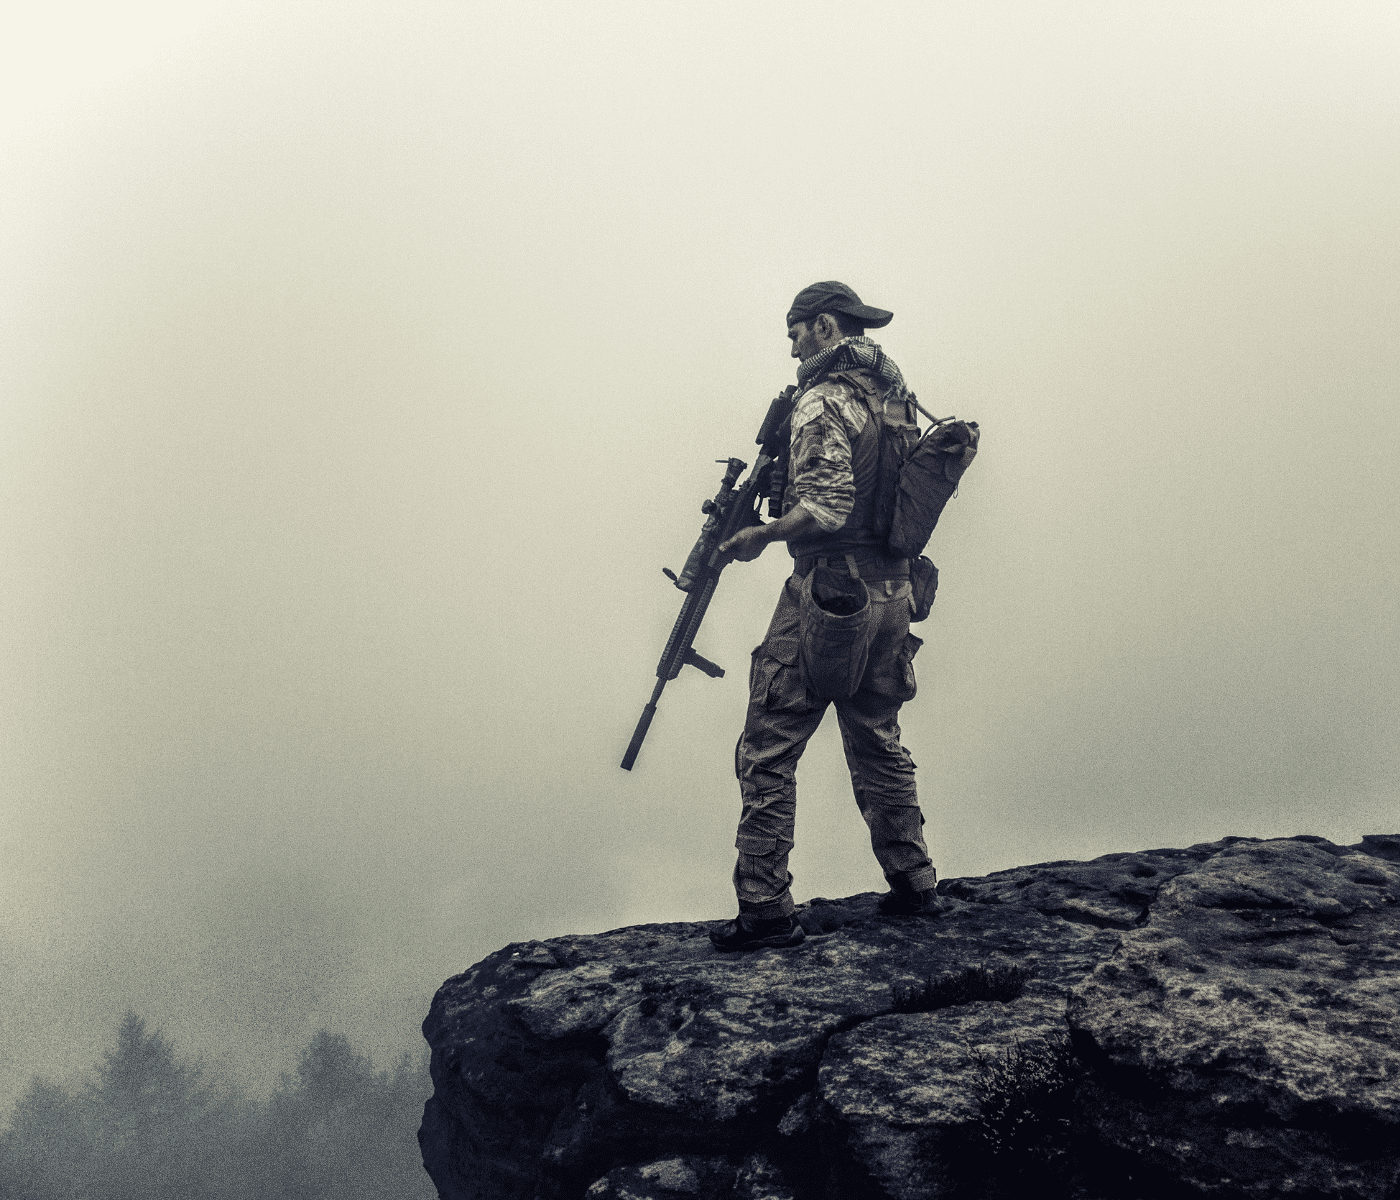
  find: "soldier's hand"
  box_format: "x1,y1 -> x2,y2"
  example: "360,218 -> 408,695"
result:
720,525 -> 767,562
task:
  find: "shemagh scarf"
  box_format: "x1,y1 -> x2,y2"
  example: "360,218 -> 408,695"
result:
794,335 -> 910,405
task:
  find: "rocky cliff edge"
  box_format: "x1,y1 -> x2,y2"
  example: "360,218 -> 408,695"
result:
418,834 -> 1400,1200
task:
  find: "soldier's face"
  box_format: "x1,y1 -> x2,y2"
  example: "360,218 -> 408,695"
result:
787,321 -> 821,361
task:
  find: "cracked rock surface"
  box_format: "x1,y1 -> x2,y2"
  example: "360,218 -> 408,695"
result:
1069,837 -> 1400,1199
419,835 -> 1400,1200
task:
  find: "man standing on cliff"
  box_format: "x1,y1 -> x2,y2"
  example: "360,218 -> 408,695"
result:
708,282 -> 940,952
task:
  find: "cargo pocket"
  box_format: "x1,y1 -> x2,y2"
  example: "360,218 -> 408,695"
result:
767,636 -> 800,667
871,632 -> 923,701
753,636 -> 809,712
894,632 -> 923,701
734,834 -> 784,901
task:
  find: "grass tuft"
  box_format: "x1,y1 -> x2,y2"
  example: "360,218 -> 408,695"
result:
890,963 -> 1036,1014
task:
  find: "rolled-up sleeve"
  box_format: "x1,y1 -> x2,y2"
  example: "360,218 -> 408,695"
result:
789,391 -> 860,532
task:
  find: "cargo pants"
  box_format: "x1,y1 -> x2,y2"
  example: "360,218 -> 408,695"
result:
733,573 -> 938,918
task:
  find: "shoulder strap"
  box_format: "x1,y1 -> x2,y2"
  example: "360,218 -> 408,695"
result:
826,369 -> 884,429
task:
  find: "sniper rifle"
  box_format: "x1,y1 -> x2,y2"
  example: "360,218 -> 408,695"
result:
620,387 -> 796,771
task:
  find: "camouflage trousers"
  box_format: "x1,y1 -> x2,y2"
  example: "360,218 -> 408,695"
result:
732,573 -> 937,918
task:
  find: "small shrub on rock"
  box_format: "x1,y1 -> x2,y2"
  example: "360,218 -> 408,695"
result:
965,1032 -> 1080,1192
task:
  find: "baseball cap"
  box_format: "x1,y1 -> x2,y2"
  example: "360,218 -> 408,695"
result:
786,281 -> 893,329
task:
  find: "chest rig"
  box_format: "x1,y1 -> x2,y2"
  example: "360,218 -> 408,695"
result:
784,368 -> 919,575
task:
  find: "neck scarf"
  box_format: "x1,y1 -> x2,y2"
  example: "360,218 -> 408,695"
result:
795,335 -> 909,403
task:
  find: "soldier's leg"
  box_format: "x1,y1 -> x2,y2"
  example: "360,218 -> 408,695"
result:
834,585 -> 937,893
733,578 -> 828,918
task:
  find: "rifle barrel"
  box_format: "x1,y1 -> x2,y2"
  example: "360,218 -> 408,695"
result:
620,678 -> 666,771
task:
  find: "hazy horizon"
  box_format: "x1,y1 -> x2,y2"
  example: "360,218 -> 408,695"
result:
3,0 -> 1396,1111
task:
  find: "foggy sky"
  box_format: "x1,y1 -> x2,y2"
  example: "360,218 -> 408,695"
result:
2,0 -> 1397,1108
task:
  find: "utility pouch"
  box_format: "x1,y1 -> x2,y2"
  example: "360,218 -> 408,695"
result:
798,555 -> 875,700
888,420 -> 980,559
909,556 -> 939,623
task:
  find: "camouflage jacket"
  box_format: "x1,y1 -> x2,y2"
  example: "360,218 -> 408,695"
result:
783,377 -> 875,533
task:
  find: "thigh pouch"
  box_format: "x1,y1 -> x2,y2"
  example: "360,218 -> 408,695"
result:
798,557 -> 876,701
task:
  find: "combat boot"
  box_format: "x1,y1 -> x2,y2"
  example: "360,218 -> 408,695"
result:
709,913 -> 806,951
878,883 -> 944,916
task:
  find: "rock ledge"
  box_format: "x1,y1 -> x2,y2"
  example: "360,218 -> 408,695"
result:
419,835 -> 1400,1199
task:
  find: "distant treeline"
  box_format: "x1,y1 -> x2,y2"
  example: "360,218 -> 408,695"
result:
1,1011 -> 435,1199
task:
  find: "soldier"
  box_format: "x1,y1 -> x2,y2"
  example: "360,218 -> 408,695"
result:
709,281 -> 940,952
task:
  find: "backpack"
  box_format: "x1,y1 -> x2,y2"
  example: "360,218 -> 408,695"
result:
887,415 -> 979,558
826,370 -> 980,563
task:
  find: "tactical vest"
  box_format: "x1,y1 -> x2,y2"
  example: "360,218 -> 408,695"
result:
785,369 -> 918,576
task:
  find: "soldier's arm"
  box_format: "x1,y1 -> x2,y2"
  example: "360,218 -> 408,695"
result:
719,504 -> 820,561
720,387 -> 856,562
787,391 -> 857,531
